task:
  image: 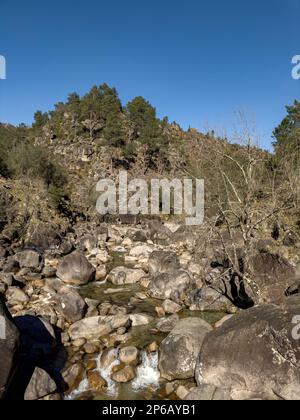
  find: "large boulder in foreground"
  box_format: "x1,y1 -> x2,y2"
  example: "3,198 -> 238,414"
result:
14,315 -> 56,357
0,296 -> 19,399
24,367 -> 57,400
57,251 -> 95,286
159,318 -> 212,380
196,297 -> 300,400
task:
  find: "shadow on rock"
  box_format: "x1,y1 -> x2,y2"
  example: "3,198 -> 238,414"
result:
6,315 -> 68,400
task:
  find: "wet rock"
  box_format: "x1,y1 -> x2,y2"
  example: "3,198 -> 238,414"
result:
83,343 -> 99,354
196,298 -> 300,400
24,367 -> 57,400
55,286 -> 87,323
112,363 -> 125,374
108,332 -> 132,346
62,363 -> 84,392
147,341 -> 159,353
107,267 -> 146,285
87,370 -> 107,392
159,318 -> 212,380
100,348 -> 118,370
57,251 -> 96,286
0,296 -> 20,399
119,346 -> 139,366
111,365 -> 136,383
85,359 -> 97,371
148,251 -> 180,277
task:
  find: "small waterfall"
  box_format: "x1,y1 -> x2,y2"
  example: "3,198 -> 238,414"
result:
132,351 -> 160,391
96,348 -> 119,396
66,349 -> 161,399
66,378 -> 89,400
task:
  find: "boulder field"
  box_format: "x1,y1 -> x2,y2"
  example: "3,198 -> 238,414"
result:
0,218 -> 299,400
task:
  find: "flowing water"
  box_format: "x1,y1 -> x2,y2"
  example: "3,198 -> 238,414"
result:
67,349 -> 163,401
67,251 -> 225,400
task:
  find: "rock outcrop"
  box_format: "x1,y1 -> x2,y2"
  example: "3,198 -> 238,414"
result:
196,297 -> 300,400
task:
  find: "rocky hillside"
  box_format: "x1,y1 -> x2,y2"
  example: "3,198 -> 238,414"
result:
0,88 -> 300,400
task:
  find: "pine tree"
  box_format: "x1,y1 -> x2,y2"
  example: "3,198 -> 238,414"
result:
273,100 -> 300,165
32,111 -> 49,131
126,96 -> 169,170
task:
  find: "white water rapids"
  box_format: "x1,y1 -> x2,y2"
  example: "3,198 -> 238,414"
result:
66,349 -> 160,400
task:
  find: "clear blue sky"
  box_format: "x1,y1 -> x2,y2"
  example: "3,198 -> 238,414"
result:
0,0 -> 299,149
